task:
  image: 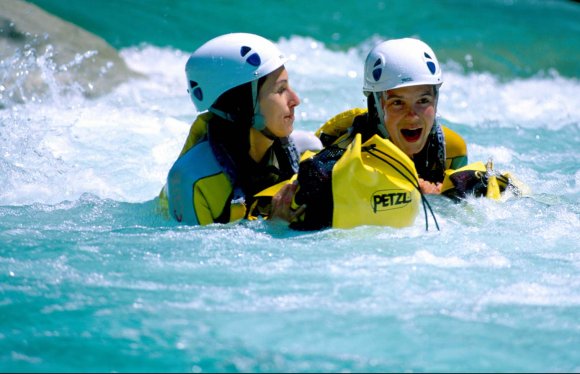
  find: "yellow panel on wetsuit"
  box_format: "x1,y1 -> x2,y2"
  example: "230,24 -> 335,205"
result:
166,140 -> 246,225
178,112 -> 213,157
193,172 -> 245,225
442,126 -> 468,170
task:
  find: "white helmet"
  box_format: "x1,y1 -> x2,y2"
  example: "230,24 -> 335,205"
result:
185,33 -> 288,112
363,38 -> 442,94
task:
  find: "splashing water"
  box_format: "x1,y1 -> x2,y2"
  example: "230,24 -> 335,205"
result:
1,1 -> 579,371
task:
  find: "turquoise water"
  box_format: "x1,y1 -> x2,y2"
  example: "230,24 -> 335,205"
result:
1,0 -> 580,372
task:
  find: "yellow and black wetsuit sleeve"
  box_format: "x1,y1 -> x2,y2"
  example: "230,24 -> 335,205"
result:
193,173 -> 236,225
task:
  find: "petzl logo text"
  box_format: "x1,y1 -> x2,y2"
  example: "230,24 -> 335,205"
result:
371,190 -> 412,212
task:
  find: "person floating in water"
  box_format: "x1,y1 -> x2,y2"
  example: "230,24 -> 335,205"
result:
315,37 -> 468,194
269,38 -> 471,230
159,33 -> 308,225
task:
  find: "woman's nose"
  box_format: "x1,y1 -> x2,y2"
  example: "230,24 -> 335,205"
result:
289,87 -> 300,107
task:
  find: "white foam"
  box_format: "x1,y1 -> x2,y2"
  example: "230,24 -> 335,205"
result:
439,68 -> 580,130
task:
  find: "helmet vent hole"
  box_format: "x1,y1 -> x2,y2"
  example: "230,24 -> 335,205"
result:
189,81 -> 203,100
372,67 -> 382,81
246,53 -> 261,67
423,52 -> 437,74
371,58 -> 383,81
193,87 -> 203,101
240,46 -> 251,57
426,61 -> 436,75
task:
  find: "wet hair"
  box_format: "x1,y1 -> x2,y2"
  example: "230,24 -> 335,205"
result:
211,76 -> 268,126
208,75 -> 269,195
366,93 -> 381,129
209,75 -> 268,148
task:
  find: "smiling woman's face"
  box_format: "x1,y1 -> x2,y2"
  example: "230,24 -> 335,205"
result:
381,84 -> 437,157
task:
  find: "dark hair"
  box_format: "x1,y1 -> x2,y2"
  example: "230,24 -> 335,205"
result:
366,93 -> 381,129
211,82 -> 254,124
211,76 -> 268,125
209,75 -> 268,149
208,75 -> 269,194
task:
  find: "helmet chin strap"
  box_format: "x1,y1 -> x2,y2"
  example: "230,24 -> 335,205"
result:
208,106 -> 235,122
373,92 -> 389,139
251,79 -> 278,140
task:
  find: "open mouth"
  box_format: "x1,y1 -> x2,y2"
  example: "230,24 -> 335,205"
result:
401,128 -> 422,142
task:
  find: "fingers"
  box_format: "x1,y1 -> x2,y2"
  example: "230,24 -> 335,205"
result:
290,203 -> 307,221
418,179 -> 442,194
272,184 -> 293,208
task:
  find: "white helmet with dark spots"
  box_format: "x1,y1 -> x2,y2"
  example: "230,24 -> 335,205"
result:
363,37 -> 442,95
362,38 -> 443,138
185,33 -> 287,113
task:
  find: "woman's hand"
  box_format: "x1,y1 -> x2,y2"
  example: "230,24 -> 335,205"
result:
270,181 -> 306,222
418,178 -> 442,194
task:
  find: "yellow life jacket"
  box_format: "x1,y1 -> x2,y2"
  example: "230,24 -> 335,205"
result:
158,112 -> 246,225
315,108 -> 367,144
160,112 -> 300,225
